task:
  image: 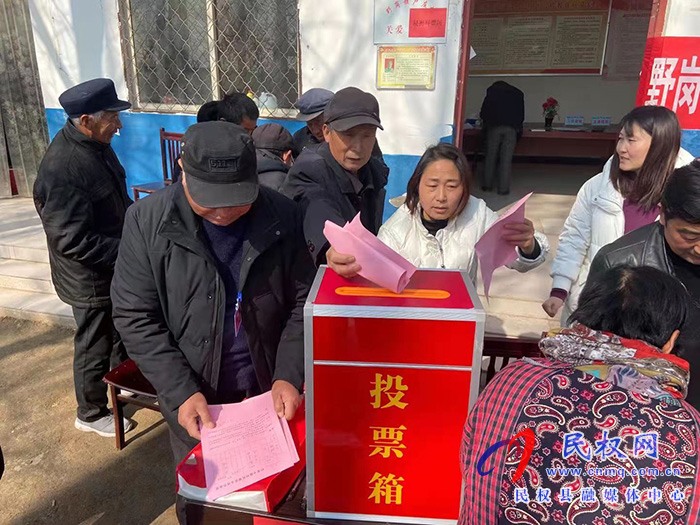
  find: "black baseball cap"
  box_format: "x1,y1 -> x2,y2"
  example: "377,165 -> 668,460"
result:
324,87 -> 383,132
181,122 -> 258,208
59,78 -> 131,118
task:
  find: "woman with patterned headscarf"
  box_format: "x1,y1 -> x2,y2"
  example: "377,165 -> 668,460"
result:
460,266 -> 700,524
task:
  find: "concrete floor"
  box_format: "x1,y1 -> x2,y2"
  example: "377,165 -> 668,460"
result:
0,317 -> 177,525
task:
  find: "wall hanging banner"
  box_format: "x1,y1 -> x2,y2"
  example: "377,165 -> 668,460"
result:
374,0 -> 449,44
636,37 -> 700,130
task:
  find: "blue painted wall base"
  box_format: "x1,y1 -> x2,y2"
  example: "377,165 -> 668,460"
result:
49,109 -> 699,225
46,108 -> 421,222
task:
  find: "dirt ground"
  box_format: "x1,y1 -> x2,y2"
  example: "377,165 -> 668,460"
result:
0,317 -> 177,525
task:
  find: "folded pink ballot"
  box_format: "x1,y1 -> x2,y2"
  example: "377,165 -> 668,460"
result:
475,192 -> 533,299
323,214 -> 417,293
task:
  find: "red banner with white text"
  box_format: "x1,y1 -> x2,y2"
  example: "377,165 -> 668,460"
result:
636,37 -> 700,129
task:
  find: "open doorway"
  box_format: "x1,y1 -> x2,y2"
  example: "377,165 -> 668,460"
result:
458,0 -> 653,209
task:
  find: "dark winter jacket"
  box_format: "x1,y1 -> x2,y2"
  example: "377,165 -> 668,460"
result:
111,182 -> 315,413
281,142 -> 388,265
480,81 -> 525,131
256,149 -> 289,192
33,120 -> 132,308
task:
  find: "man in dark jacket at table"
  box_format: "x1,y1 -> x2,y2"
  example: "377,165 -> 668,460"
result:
281,87 -> 388,274
33,78 -> 133,438
111,122 -> 314,521
589,159 -> 700,410
480,81 -> 524,195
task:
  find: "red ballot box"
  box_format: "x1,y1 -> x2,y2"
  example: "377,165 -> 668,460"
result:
305,267 -> 485,524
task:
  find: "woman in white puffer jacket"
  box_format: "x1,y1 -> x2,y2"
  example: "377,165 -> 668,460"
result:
543,106 -> 694,323
377,143 -> 549,284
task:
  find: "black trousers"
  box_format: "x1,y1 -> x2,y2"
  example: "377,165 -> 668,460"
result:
165,390 -> 247,524
72,305 -> 127,422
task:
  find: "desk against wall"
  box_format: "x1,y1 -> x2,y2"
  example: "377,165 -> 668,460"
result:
462,124 -> 619,161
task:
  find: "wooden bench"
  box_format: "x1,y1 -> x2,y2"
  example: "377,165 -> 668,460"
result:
103,358 -> 160,450
482,335 -> 543,385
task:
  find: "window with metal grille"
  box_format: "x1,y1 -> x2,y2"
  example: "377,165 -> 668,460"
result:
117,0 -> 300,117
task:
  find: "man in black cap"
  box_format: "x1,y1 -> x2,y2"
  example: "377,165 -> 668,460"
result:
252,123 -> 294,191
292,88 -> 334,156
33,78 -> 133,438
282,87 -> 389,271
111,122 -> 313,521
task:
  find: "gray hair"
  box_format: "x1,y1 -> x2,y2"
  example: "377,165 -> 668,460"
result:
70,110 -> 104,126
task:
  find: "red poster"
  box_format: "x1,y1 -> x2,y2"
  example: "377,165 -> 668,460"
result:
408,8 -> 447,38
312,365 -> 471,519
636,37 -> 700,129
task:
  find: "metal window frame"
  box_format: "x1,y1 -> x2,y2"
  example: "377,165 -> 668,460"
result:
116,0 -> 301,116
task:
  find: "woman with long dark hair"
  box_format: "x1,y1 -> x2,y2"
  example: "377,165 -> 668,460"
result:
543,106 -> 694,323
377,143 -> 549,283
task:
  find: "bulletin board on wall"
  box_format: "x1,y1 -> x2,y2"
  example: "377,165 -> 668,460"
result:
470,0 -> 614,76
470,0 -> 652,77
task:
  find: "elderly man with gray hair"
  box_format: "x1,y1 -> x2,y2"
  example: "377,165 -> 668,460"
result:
33,78 -> 133,438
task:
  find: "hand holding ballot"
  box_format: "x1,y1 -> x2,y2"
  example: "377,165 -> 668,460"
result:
326,246 -> 362,279
271,379 -> 302,421
323,213 -> 417,293
475,192 -> 544,298
179,391 -> 215,440
501,218 -> 537,255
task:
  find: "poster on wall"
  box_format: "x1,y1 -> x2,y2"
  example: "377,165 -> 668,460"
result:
603,0 -> 651,79
374,0 -> 449,44
636,37 -> 700,129
470,0 -> 611,75
376,45 -> 437,90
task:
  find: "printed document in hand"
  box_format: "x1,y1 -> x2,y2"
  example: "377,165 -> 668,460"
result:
475,192 -> 533,299
323,213 -> 417,293
201,391 -> 300,501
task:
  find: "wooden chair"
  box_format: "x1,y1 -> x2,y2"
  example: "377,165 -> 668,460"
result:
482,334 -> 544,386
103,358 -> 160,450
132,128 -> 184,201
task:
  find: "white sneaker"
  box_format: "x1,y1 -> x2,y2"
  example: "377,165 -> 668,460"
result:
74,415 -> 133,438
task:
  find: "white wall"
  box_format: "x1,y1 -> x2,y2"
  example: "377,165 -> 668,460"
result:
29,0 -> 126,109
464,75 -> 639,124
298,0 -> 465,156
664,0 -> 700,37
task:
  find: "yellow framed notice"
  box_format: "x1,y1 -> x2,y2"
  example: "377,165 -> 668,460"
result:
377,45 -> 436,90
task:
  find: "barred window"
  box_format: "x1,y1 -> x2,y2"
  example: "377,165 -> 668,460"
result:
118,0 -> 300,117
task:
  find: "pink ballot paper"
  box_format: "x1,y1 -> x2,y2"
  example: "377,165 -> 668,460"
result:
323,213 -> 417,293
200,392 -> 300,501
475,192 -> 533,299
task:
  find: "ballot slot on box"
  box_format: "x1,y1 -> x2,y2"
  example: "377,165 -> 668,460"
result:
304,267 -> 485,524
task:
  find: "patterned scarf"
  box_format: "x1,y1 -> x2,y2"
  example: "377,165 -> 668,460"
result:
539,323 -> 690,403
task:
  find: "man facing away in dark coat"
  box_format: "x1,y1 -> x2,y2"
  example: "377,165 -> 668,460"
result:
111,122 -> 314,523
281,87 -> 388,275
480,80 -> 524,195
33,78 -> 133,438
252,122 -> 294,192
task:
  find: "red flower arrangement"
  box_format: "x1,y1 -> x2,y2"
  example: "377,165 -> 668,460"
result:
542,97 -> 559,118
